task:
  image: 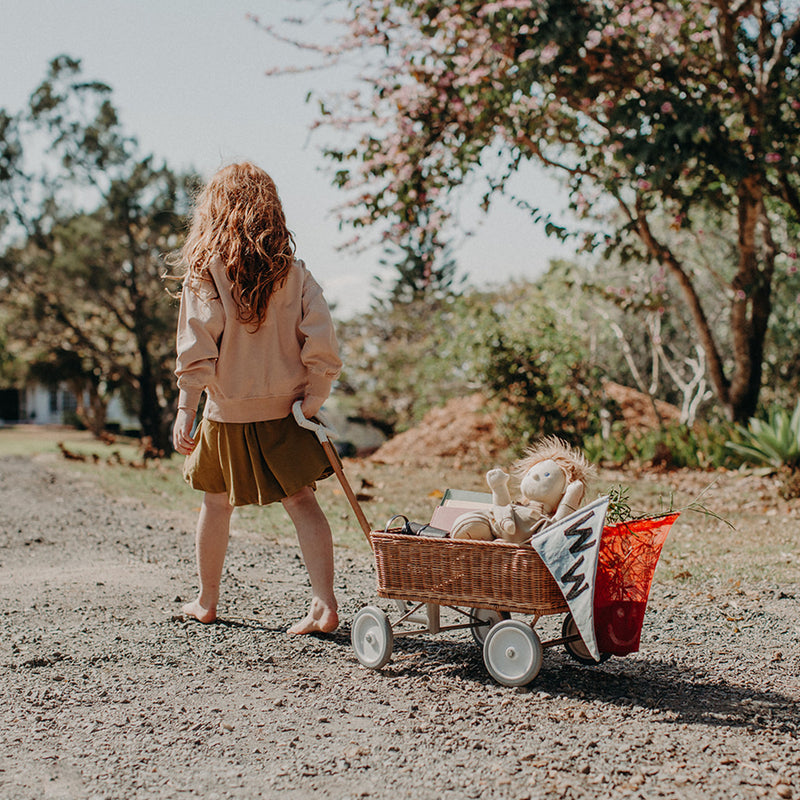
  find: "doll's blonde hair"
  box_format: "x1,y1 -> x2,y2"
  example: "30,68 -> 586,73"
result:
179,162 -> 295,328
512,436 -> 594,486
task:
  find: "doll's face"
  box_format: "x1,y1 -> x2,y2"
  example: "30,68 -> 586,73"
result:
520,459 -> 567,510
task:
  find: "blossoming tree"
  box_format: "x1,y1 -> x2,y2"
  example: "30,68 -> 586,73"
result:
261,0 -> 799,422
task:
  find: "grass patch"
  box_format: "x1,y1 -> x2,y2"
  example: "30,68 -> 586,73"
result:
3,425 -> 797,586
0,424 -> 200,516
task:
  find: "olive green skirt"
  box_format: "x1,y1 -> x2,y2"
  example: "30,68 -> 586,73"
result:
183,415 -> 334,506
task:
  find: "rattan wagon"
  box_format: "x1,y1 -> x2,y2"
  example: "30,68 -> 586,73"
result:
294,403 -> 678,687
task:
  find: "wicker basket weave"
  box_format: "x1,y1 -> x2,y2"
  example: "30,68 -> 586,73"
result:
370,530 -> 568,615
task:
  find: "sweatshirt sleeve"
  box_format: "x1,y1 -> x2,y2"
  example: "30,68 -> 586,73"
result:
175,276 -> 225,412
298,269 -> 343,401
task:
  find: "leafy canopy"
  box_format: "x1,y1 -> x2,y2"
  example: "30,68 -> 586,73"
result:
265,0 -> 800,423
0,56 -> 196,446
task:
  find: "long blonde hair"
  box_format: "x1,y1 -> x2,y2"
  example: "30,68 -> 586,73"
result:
179,162 -> 295,327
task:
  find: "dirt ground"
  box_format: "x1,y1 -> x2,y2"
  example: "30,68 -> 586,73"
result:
1,447 -> 799,800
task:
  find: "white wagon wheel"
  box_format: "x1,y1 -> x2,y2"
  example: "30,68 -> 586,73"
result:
482,619 -> 543,687
469,607 -> 510,647
351,606 -> 394,669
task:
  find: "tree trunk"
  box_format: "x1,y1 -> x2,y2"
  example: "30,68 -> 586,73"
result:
726,176 -> 774,422
69,377 -> 107,437
635,180 -> 775,424
136,334 -> 168,453
633,202 -> 732,416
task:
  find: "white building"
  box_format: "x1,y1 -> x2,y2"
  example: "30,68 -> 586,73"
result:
0,383 -> 139,432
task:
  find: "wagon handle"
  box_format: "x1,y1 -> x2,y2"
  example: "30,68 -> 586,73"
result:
292,401 -> 374,548
292,400 -> 338,442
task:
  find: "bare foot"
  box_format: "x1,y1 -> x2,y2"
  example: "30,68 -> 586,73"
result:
287,599 -> 339,635
181,599 -> 217,624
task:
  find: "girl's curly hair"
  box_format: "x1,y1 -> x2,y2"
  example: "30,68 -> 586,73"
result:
178,162 -> 295,328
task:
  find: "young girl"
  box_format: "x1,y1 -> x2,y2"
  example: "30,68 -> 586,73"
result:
172,162 -> 342,635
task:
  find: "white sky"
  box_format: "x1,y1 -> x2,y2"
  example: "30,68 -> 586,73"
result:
1,0 -> 572,316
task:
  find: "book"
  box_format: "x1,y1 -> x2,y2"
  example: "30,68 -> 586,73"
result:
439,488 -> 493,506
430,488 -> 493,531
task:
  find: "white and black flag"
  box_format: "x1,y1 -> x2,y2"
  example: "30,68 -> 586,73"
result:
531,496 -> 609,661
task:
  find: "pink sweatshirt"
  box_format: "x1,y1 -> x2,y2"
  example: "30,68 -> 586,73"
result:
175,255 -> 342,423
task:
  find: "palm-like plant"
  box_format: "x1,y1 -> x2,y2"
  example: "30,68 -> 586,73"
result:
726,401 -> 800,469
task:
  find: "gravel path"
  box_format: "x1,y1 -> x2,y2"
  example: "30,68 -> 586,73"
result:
1,455 -> 798,799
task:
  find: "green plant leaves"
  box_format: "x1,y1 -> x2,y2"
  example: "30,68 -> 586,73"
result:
726,401 -> 800,469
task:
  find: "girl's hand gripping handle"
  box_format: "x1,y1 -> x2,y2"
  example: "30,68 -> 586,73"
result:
292,400 -> 337,443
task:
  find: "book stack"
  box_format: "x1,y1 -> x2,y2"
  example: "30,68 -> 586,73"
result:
429,488 -> 493,533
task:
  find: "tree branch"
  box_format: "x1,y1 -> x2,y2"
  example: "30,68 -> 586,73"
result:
633,195 -> 731,410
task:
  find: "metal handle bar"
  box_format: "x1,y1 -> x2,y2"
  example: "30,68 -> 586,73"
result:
292,400 -> 338,443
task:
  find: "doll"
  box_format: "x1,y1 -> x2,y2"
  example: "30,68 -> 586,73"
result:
451,436 -> 593,544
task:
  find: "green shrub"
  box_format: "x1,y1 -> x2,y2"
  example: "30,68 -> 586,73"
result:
479,325 -> 606,451
336,293 -> 483,432
586,419 -> 738,470
337,281 -> 613,443
725,401 -> 800,469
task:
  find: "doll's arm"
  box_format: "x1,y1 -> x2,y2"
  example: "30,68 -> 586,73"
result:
553,480 -> 586,520
485,469 -> 516,537
486,468 -> 513,506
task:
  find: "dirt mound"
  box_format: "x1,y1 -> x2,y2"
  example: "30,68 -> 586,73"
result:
369,394 -> 508,467
603,381 -> 681,432
369,383 -> 681,468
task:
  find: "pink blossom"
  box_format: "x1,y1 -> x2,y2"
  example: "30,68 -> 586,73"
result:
660,101 -> 673,114
735,289 -> 746,301
765,152 -> 781,163
540,43 -> 559,64
585,30 -> 602,49
637,178 -> 652,191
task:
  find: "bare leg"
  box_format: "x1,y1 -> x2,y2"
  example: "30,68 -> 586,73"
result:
281,486 -> 339,635
182,492 -> 233,623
